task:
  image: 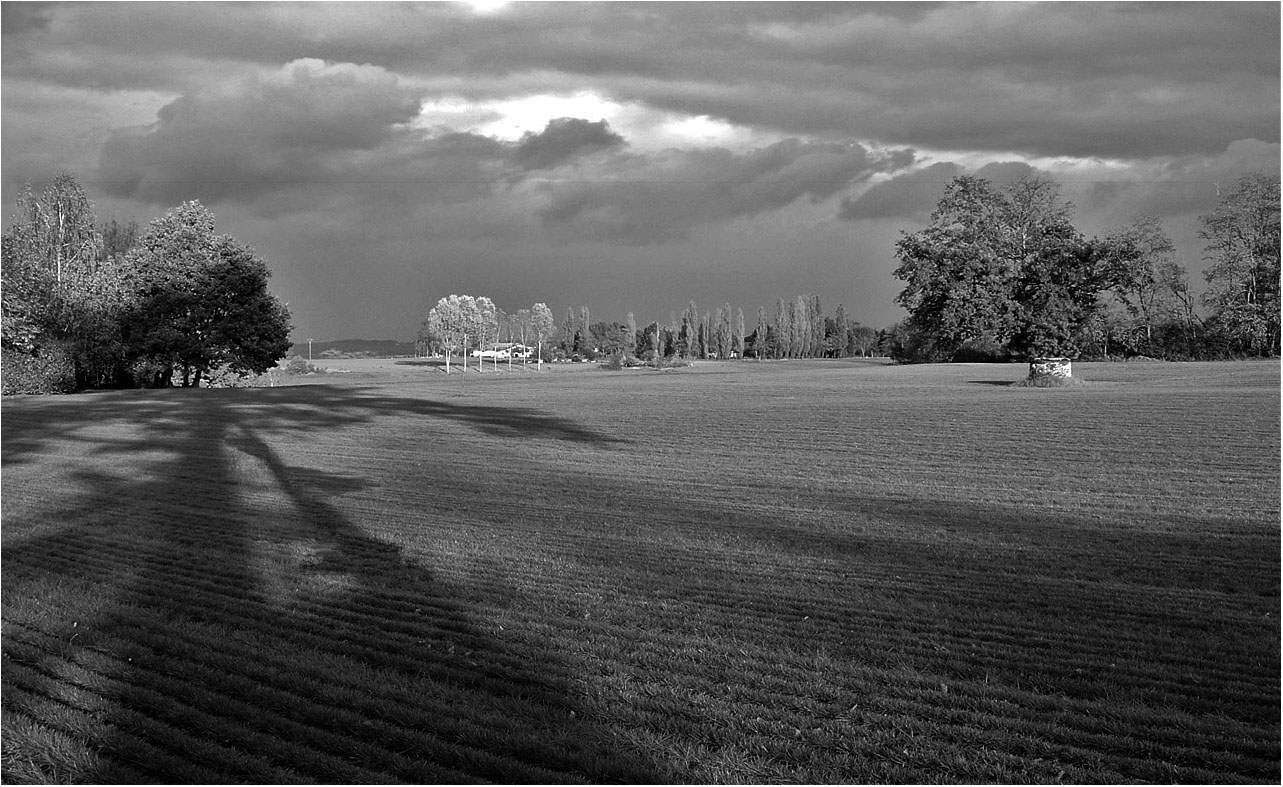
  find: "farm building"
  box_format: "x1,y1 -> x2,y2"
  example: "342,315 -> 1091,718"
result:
471,343 -> 533,360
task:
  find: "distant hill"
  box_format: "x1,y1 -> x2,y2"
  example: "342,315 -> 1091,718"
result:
288,339 -> 416,359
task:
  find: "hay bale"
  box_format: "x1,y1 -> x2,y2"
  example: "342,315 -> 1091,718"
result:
1015,357 -> 1083,387
1028,357 -> 1072,380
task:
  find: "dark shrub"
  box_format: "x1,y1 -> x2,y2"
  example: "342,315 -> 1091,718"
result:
284,356 -> 316,375
952,338 -> 1012,363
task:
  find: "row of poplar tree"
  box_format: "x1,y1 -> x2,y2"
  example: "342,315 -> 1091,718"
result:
889,171 -> 1280,362
1,172 -> 292,393
575,298 -> 883,361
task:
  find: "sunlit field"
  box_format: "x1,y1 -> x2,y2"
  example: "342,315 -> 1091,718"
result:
2,359 -> 1278,783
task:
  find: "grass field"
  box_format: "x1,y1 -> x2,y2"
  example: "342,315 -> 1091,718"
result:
2,359 -> 1278,783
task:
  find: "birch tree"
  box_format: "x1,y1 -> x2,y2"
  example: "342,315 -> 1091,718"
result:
515,308 -> 532,369
426,295 -> 464,373
475,296 -> 497,371
531,302 -> 555,369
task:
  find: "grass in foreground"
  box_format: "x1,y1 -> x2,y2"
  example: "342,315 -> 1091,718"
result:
2,360 -> 1278,783
1011,373 -> 1087,387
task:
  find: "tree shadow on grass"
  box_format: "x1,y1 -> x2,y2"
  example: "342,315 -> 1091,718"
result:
1,386 -> 651,783
1,385 -> 625,468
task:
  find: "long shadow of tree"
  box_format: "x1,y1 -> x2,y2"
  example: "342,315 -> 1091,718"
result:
2,385 -> 651,783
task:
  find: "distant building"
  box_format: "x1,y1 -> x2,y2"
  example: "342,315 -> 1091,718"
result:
471,343 -> 533,360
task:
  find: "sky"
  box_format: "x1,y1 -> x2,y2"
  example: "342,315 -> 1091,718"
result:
2,1 -> 1279,342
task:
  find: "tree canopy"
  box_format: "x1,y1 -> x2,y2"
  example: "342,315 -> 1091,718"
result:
2,175 -> 291,392
118,201 -> 291,387
1199,173 -> 1281,356
894,176 -> 1112,362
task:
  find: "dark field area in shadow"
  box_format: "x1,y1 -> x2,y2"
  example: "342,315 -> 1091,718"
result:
3,386 -> 650,783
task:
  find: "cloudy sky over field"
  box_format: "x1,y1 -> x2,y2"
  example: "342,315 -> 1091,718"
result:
3,1 -> 1278,341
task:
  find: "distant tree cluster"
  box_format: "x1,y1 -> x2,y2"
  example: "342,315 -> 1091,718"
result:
419,295 -> 554,371
1,172 -> 292,393
890,172 -> 1280,363
558,297 -> 881,364
420,293 -> 885,371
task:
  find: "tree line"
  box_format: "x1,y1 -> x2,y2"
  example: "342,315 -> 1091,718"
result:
420,293 -> 887,369
1,172 -> 292,393
889,171 -> 1280,363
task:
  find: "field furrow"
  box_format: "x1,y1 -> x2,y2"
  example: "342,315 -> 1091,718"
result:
3,360 -> 1278,783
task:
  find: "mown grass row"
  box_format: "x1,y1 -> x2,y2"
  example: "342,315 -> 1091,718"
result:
12,479 -> 1266,719
3,360 -> 1278,782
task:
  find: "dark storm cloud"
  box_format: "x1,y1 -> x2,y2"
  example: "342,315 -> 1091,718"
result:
7,3 -> 1276,159
840,140 -> 1281,239
0,3 -> 53,35
91,54 -> 914,240
537,139 -> 914,243
839,163 -> 964,222
1079,139 -> 1282,223
3,2 -> 1277,340
95,59 -> 498,208
513,118 -> 626,171
463,3 -> 1278,157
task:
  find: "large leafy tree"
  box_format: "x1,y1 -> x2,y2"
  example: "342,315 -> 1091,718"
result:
1007,221 -> 1102,359
894,175 -> 1107,361
588,321 -> 631,357
121,201 -> 291,387
1199,172 -> 1280,356
893,176 -> 1019,361
425,294 -> 474,373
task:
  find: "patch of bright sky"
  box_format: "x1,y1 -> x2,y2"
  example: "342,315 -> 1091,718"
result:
457,0 -> 511,15
912,146 -> 1136,179
415,89 -> 783,152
